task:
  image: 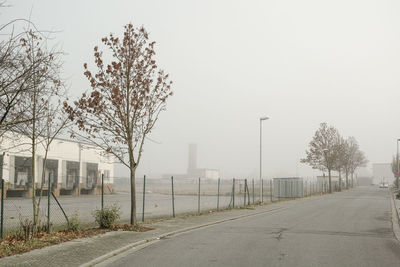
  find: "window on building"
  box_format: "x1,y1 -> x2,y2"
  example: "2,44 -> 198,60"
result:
66,161 -> 79,189
43,159 -> 58,188
86,163 -> 98,189
15,156 -> 32,188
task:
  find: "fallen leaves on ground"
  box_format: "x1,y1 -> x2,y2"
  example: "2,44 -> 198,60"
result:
110,224 -> 154,232
0,224 -> 154,258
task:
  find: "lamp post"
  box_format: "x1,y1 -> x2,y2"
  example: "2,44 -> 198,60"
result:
260,116 -> 269,201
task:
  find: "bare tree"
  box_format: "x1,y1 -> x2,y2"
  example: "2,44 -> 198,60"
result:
350,150 -> 367,186
341,137 -> 359,189
301,123 -> 339,193
12,29 -> 65,231
65,24 -> 173,225
0,15 -> 47,136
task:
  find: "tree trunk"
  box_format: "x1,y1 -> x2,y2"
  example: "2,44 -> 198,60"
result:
31,138 -> 37,231
351,172 -> 354,188
345,170 -> 349,190
129,164 -> 137,225
338,170 -> 342,192
32,83 -> 38,232
328,169 -> 332,193
35,149 -> 49,224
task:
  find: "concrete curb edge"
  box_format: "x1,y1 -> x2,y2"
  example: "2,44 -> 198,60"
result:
80,206 -> 285,267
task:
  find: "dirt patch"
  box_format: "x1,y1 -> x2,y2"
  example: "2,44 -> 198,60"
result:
0,224 -> 155,258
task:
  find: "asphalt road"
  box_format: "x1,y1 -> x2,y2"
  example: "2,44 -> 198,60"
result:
105,186 -> 400,267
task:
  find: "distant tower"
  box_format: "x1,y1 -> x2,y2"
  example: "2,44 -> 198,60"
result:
188,144 -> 197,175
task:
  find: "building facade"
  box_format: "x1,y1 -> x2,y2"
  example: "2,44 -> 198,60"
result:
0,133 -> 114,198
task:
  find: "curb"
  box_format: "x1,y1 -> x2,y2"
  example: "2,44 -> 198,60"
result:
80,206 -> 285,267
390,189 -> 400,242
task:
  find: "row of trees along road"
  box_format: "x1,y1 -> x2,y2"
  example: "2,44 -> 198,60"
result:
301,123 -> 368,193
2,4 -> 172,228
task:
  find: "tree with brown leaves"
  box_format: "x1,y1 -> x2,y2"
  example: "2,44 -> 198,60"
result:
65,24 -> 172,225
350,149 -> 367,186
341,137 -> 359,189
333,134 -> 346,191
301,123 -> 339,193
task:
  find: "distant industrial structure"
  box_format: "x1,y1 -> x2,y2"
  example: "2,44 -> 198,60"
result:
372,163 -> 393,185
0,133 -> 114,198
163,144 -> 220,179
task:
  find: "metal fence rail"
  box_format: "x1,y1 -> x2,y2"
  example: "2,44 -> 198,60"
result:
0,176 -> 345,238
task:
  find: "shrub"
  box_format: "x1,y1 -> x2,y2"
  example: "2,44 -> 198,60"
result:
19,218 -> 34,240
67,213 -> 81,231
93,204 -> 121,229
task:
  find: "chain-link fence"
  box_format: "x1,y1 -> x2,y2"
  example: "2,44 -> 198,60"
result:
0,175 -> 350,238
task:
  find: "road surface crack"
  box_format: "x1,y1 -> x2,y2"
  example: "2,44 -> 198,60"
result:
272,228 -> 287,241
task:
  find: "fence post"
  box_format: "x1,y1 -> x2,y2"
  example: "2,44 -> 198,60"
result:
47,172 -> 51,233
198,177 -> 201,214
1,179 -> 4,239
217,178 -> 220,211
247,181 -> 250,205
51,192 -> 69,225
252,179 -> 255,204
261,179 -> 264,203
270,179 -> 273,202
142,175 -> 146,222
101,173 -> 104,212
278,179 -> 281,201
244,179 -> 247,206
232,178 -> 235,208
171,176 -> 175,218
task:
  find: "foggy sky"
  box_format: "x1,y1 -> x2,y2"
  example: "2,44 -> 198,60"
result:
3,0 -> 400,179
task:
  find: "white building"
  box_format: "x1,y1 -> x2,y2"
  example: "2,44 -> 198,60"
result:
0,132 -> 114,198
187,144 -> 219,179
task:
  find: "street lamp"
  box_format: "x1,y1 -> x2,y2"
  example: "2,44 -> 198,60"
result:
260,116 -> 269,200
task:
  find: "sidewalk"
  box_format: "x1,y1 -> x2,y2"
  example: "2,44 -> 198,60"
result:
0,196 -> 323,267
